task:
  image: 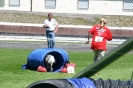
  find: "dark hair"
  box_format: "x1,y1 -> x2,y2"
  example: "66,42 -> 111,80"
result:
48,13 -> 53,17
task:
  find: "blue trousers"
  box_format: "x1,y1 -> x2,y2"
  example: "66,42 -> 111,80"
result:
46,31 -> 55,48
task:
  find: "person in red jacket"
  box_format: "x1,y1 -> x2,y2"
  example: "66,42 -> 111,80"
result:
85,18 -> 112,62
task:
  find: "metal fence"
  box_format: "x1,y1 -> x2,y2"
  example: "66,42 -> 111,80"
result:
77,0 -> 89,10
0,0 -> 20,7
45,0 -> 89,10
123,0 -> 133,12
9,0 -> 20,6
45,0 -> 56,9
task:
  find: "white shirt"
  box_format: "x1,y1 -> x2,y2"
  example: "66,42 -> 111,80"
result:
43,18 -> 58,31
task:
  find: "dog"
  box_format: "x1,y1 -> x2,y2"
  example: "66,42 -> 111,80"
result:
45,54 -> 56,72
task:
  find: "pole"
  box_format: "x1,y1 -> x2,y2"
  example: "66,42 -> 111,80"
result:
73,36 -> 133,78
30,0 -> 32,12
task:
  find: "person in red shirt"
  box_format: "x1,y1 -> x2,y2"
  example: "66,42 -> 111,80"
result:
85,18 -> 112,76
85,18 -> 112,62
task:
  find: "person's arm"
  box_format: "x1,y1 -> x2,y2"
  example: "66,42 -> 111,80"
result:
85,32 -> 91,45
54,25 -> 59,33
43,19 -> 49,28
43,25 -> 49,28
85,25 -> 95,45
54,19 -> 59,33
105,27 -> 112,41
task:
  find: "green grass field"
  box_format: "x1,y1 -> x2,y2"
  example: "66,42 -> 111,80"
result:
0,48 -> 132,88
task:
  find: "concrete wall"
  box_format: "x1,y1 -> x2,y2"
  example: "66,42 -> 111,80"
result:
32,0 -> 124,14
32,0 -> 44,12
32,0 -> 80,13
0,22 -> 132,39
0,0 -> 31,11
89,0 -> 123,12
0,0 -> 124,14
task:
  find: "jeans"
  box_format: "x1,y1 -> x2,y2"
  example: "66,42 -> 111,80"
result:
46,31 -> 55,48
93,50 -> 105,62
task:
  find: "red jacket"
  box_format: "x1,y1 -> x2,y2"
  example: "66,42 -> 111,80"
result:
89,25 -> 112,50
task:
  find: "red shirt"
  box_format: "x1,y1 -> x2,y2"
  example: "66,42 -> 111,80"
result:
89,25 -> 112,50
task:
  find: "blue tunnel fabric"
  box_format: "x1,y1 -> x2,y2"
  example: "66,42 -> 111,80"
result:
27,77 -> 133,88
67,77 -> 96,88
27,48 -> 69,72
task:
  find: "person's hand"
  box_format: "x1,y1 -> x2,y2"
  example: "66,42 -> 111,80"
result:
43,25 -> 49,28
54,30 -> 57,33
46,26 -> 49,28
85,40 -> 89,45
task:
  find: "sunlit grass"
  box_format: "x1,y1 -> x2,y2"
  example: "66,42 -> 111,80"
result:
0,48 -> 132,88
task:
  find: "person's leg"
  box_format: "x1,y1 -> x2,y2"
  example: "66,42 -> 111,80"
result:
51,32 -> 55,48
97,50 -> 106,60
49,33 -> 52,48
46,31 -> 51,48
93,50 -> 105,76
93,50 -> 102,76
93,50 -> 99,62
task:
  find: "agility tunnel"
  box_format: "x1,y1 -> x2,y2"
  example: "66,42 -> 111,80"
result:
26,48 -> 69,72
27,77 -> 133,88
